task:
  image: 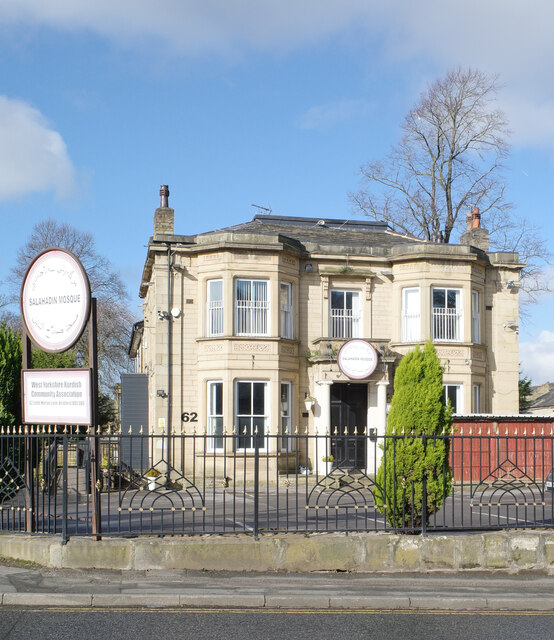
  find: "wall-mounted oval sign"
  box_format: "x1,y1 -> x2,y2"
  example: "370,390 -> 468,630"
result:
337,339 -> 378,380
20,248 -> 91,353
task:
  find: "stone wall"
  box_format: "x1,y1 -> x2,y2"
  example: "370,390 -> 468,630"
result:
2,531 -> 553,574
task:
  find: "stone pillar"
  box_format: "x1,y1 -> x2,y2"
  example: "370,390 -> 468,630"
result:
376,380 -> 389,436
315,380 -> 333,475
367,380 -> 389,474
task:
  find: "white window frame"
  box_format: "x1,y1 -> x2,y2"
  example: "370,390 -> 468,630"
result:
207,381 -> 224,451
432,287 -> 463,342
472,290 -> 481,344
444,383 -> 463,414
329,289 -> 361,338
280,282 -> 293,339
235,279 -> 269,337
280,382 -> 293,452
235,381 -> 269,451
401,287 -> 421,342
206,279 -> 223,337
472,383 -> 481,413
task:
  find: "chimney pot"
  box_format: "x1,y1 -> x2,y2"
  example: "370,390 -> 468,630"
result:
471,206 -> 481,229
466,210 -> 473,232
160,184 -> 170,208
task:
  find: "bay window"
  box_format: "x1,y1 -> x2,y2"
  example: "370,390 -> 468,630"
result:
432,287 -> 462,341
472,290 -> 481,344
206,279 -> 223,336
235,381 -> 268,450
235,279 -> 269,336
280,382 -> 292,451
444,383 -> 463,414
330,290 -> 360,338
472,383 -> 481,413
280,282 -> 293,339
207,381 -> 223,450
401,287 -> 420,342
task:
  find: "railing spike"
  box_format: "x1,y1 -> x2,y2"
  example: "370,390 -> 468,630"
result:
353,426 -> 358,435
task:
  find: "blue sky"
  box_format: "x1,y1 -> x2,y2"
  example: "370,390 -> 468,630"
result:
0,1 -> 553,384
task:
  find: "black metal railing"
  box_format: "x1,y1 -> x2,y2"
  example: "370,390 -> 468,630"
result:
0,425 -> 553,541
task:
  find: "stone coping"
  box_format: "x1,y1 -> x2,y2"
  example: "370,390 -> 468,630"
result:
1,531 -> 553,574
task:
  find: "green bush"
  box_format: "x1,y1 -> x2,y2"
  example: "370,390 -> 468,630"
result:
375,341 -> 452,528
0,323 -> 22,425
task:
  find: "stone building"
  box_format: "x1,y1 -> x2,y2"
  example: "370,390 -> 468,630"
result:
129,186 -> 522,475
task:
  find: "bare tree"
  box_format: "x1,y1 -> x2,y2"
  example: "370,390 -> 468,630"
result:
350,67 -> 550,298
9,219 -> 136,390
0,284 -> 19,328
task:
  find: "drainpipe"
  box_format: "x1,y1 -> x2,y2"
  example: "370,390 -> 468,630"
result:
165,242 -> 173,486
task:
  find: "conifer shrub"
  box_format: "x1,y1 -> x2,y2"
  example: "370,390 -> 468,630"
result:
0,323 -> 22,425
375,341 -> 452,529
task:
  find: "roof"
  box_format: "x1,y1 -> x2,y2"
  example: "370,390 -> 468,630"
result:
141,213 -> 500,296
531,388 -> 554,410
192,214 -> 419,253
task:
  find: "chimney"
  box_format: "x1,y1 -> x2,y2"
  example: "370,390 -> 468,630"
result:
153,184 -> 174,236
471,207 -> 481,228
461,206 -> 488,251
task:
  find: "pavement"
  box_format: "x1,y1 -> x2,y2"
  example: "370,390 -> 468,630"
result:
0,562 -> 553,610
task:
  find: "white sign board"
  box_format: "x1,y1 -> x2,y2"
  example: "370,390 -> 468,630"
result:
22,369 -> 92,425
20,248 -> 91,353
337,339 -> 379,380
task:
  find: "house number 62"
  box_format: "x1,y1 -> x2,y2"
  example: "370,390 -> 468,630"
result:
181,412 -> 198,423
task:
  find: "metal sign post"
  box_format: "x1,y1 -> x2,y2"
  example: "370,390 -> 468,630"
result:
20,247 -> 100,540
22,334 -> 34,534
88,298 -> 101,539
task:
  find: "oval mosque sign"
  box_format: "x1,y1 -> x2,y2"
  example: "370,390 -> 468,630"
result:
20,248 -> 91,353
337,339 -> 379,380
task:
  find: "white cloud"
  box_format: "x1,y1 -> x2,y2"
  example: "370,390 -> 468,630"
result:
298,100 -> 372,130
4,2 -> 554,151
0,96 -> 76,201
0,0 -> 372,56
520,330 -> 554,385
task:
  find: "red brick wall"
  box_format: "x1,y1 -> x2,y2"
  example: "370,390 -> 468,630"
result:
450,418 -> 554,483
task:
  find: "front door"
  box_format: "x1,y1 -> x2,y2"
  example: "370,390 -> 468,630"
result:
330,383 -> 367,469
